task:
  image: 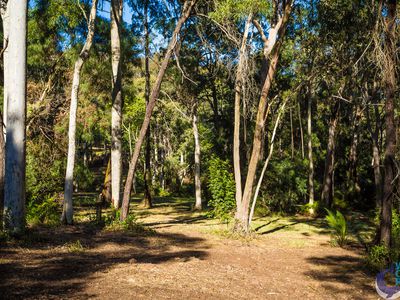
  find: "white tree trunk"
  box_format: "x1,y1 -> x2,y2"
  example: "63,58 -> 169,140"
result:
4,0 -> 28,232
110,0 -> 123,209
307,95 -> 315,215
1,0 -> 9,140
192,106 -> 202,210
62,0 -> 98,224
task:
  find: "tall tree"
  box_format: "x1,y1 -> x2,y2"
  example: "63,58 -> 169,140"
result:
235,0 -> 293,232
143,0 -> 153,208
0,0 -> 8,229
3,0 -> 28,233
321,101 -> 339,208
62,0 -> 99,224
233,14 -> 252,218
192,100 -> 202,210
379,0 -> 396,247
307,88 -> 314,215
120,0 -> 198,221
110,0 -> 123,209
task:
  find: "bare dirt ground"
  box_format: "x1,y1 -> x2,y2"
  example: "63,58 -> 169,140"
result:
0,197 -> 378,299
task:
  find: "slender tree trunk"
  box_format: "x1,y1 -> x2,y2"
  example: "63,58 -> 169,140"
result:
0,0 -> 9,229
290,107 -> 294,159
4,0 -> 28,233
380,0 -> 396,247
110,0 -> 123,209
143,0 -> 153,208
192,103 -> 202,210
248,101 -> 287,227
307,95 -> 315,215
120,0 -> 197,221
367,102 -> 383,208
0,115 -> 4,228
236,1 -> 292,232
233,14 -> 252,218
348,105 -> 361,197
1,0 -> 9,141
298,102 -> 304,159
321,102 -> 339,208
62,0 -> 98,225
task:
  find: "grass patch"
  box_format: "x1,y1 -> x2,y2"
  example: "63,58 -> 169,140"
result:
64,240 -> 86,253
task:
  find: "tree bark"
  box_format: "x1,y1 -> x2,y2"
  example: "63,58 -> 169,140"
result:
62,0 -> 98,225
298,102 -> 305,159
1,0 -> 9,141
347,105 -> 362,198
366,102 -> 382,208
120,0 -> 197,221
143,0 -> 153,208
236,1 -> 293,232
110,0 -> 123,209
321,102 -> 339,208
0,0 -> 9,230
379,0 -> 396,248
192,103 -> 202,210
290,107 -> 294,159
307,94 -> 315,215
233,14 -> 252,218
4,0 -> 28,233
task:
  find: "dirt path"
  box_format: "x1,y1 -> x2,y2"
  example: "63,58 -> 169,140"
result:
0,197 -> 377,299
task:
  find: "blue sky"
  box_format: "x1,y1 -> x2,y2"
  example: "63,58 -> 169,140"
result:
97,0 -> 134,24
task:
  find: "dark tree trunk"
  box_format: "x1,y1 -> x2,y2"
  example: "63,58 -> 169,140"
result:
321,102 -> 340,208
379,0 -> 396,248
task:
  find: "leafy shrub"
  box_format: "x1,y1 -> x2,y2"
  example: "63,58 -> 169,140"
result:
65,240 -> 85,253
27,194 -> 60,226
104,213 -> 152,234
259,157 -> 308,214
367,244 -> 390,271
325,209 -> 348,247
391,210 -> 400,261
158,188 -> 171,198
74,164 -> 95,191
207,156 -> 235,222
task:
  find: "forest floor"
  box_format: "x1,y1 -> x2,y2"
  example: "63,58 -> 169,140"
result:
0,196 -> 379,299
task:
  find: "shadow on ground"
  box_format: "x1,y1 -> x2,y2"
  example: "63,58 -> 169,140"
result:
304,254 -> 375,297
0,224 -> 208,299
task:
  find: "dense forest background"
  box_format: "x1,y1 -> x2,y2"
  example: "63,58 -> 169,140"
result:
0,0 -> 399,271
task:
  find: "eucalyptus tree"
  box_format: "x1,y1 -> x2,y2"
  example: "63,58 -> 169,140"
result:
121,0 -> 198,221
3,0 -> 28,232
236,0 -> 294,232
62,0 -> 99,224
110,0 -> 123,209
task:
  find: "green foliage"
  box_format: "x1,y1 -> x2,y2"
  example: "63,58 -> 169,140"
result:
104,213 -> 152,234
210,0 -> 271,21
207,157 -> 235,222
158,188 -> 171,198
259,158 -> 308,214
325,209 -> 348,247
367,244 -> 390,271
74,164 -> 95,191
391,210 -> 400,261
27,194 -> 60,226
65,240 -> 86,253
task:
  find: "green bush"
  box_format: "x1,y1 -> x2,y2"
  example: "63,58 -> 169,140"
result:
74,164 -> 95,191
367,244 -> 390,271
207,156 -> 235,222
325,208 -> 348,247
27,194 -> 60,226
391,210 -> 400,261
